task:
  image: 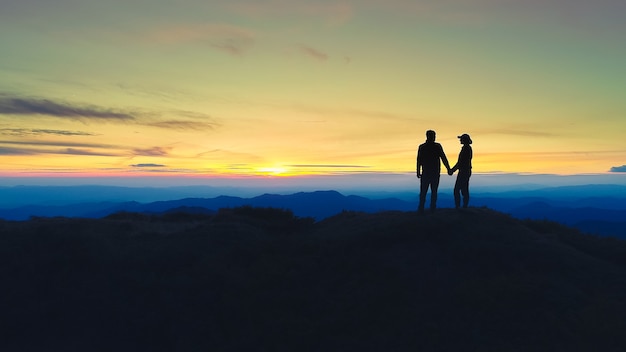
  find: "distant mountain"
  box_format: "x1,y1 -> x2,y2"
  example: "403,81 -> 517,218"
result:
474,184 -> 626,199
0,185 -> 242,207
0,190 -> 416,221
507,201 -> 626,225
2,207 -> 625,351
575,220 -> 626,240
2,189 -> 626,238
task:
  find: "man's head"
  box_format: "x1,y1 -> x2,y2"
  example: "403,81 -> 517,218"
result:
426,130 -> 436,142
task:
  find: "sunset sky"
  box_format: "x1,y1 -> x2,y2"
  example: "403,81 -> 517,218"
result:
1,0 -> 625,186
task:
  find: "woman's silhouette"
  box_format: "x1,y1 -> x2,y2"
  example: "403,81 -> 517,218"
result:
449,134 -> 473,209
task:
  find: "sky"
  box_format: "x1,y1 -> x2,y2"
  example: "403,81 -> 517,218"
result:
1,0 -> 625,189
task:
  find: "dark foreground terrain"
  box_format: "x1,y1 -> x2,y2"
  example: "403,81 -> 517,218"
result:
2,207 -> 626,351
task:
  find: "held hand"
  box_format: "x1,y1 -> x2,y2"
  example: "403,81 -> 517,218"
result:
448,169 -> 453,176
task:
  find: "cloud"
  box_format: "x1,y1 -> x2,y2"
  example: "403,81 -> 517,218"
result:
145,120 -> 218,131
288,164 -> 369,168
0,140 -> 120,149
61,148 -> 120,156
289,103 -> 416,123
226,1 -> 354,25
0,147 -> 37,155
1,93 -> 223,133
149,23 -> 256,56
211,39 -> 255,56
0,140 -> 125,156
478,129 -> 555,137
0,144 -> 121,157
133,146 -> 170,156
0,94 -> 136,121
610,165 -> 626,173
364,0 -> 626,31
295,44 -> 329,61
0,128 -> 96,137
131,163 -> 166,168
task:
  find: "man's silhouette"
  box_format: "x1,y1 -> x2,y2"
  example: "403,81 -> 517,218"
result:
449,133 -> 473,209
416,130 -> 450,214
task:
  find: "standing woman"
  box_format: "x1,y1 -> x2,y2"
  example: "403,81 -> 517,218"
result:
449,134 -> 473,209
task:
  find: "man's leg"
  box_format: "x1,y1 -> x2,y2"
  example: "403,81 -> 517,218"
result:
430,174 -> 441,211
418,179 -> 429,213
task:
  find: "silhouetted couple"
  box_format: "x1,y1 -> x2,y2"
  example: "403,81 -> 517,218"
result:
416,130 -> 473,214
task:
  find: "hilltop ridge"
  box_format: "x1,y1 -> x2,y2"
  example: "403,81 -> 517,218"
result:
2,207 -> 626,351
2,187 -> 626,239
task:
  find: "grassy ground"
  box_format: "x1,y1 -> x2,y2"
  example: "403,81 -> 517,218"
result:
1,207 -> 625,351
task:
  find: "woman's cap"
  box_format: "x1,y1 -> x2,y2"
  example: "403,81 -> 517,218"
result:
458,133 -> 472,144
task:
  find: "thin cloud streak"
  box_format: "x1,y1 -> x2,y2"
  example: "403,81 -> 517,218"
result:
62,148 -> 120,156
481,150 -> 625,157
131,163 -> 166,168
0,94 -> 136,121
1,93 -> 221,132
0,147 -> 37,155
133,147 -> 170,157
0,140 -> 122,149
288,103 -> 419,123
288,164 -> 369,168
0,145 -> 122,157
145,120 -> 219,131
0,139 -> 125,158
477,129 -> 556,137
148,23 -> 256,56
0,128 -> 97,137
295,44 -> 329,61
226,0 -> 354,25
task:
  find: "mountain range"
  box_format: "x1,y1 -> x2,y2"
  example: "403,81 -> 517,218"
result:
1,186 -> 626,239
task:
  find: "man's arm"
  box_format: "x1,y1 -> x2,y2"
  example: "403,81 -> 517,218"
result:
439,145 -> 451,172
416,147 -> 422,178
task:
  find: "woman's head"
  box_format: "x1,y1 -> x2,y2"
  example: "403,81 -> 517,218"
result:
458,133 -> 472,145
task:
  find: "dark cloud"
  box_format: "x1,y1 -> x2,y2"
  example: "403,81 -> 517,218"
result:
145,120 -> 218,131
133,146 -> 169,156
211,38 -> 255,56
0,94 -> 136,121
296,44 -> 329,61
0,140 -> 124,156
131,163 -> 166,168
0,128 -> 96,136
0,147 -> 36,155
149,23 -> 256,56
61,148 -> 120,156
610,165 -> 626,172
0,139 -> 119,149
0,145 -> 120,156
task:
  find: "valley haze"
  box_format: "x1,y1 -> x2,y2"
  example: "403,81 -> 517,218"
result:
2,174 -> 626,239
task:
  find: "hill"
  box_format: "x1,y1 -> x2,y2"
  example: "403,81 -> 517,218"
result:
1,207 -> 626,351
2,188 -> 626,239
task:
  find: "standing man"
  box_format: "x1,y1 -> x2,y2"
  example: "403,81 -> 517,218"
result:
416,130 -> 451,214
449,133 -> 473,209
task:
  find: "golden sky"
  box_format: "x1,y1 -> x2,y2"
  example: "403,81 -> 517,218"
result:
1,0 -> 625,182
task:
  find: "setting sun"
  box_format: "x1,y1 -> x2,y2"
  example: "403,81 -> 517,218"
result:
256,166 -> 289,176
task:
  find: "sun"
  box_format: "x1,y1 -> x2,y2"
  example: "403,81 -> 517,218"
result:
256,166 -> 289,175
